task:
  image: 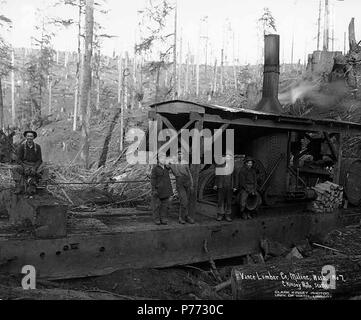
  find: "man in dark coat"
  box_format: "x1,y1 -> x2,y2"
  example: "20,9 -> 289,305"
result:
151,153 -> 173,225
214,151 -> 236,222
12,130 -> 45,195
238,156 -> 258,219
168,149 -> 195,224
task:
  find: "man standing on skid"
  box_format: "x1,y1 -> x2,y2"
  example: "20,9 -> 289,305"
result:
169,149 -> 195,224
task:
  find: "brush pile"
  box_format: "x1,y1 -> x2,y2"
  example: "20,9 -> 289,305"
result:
45,155 -> 153,208
310,181 -> 343,213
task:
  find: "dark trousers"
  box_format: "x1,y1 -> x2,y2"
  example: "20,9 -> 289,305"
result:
217,186 -> 232,216
12,163 -> 47,191
152,195 -> 169,222
176,176 -> 192,219
239,189 -> 250,212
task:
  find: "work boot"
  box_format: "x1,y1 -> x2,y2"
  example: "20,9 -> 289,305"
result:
161,219 -> 168,225
225,215 -> 232,222
154,218 -> 161,225
179,217 -> 186,224
185,216 -> 195,224
216,213 -> 223,222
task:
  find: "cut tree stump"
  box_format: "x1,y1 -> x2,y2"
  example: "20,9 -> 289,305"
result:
231,255 -> 361,300
5,192 -> 68,239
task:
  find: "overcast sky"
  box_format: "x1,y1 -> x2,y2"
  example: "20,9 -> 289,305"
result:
2,0 -> 361,64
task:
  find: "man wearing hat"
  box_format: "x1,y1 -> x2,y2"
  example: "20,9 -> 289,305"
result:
237,156 -> 258,219
12,130 -> 44,195
168,149 -> 195,224
151,152 -> 173,225
213,151 -> 236,222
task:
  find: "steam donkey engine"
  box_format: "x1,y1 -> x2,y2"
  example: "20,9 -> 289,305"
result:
150,34 -> 359,216
193,35 -> 345,213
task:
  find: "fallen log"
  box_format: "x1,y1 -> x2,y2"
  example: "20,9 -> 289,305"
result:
312,243 -> 346,255
214,279 -> 231,292
98,107 -> 122,168
72,207 -> 152,219
231,255 -> 361,300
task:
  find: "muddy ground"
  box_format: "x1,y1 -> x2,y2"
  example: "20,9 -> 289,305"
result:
0,262 -> 234,300
1,223 -> 361,300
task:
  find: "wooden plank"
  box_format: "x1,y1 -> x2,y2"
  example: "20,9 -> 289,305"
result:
157,119 -> 196,157
72,207 -> 151,218
155,102 -> 205,115
189,111 -> 203,121
148,110 -> 157,120
203,114 -> 357,135
159,114 -> 176,131
159,114 -> 192,156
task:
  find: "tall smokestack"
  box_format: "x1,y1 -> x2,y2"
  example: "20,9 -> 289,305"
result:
255,34 -> 283,114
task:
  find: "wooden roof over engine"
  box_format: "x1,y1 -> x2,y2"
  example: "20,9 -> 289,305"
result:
149,100 -> 361,135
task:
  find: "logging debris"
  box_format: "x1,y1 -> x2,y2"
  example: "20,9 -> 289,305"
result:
44,159 -> 152,208
285,247 -> 303,260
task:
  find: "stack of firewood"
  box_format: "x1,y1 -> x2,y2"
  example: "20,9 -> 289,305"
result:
310,181 -> 343,213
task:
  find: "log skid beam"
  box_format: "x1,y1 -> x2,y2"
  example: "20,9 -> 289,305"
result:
0,210 -> 339,280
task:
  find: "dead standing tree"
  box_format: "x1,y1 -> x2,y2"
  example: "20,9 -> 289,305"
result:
172,1 -> 177,99
74,0 -> 84,131
254,8 -> 277,96
349,17 -> 357,51
79,0 -> 94,169
21,10 -> 56,128
136,0 -> 176,102
92,17 -> 116,113
53,0 -> 109,129
0,14 -> 13,130
53,0 -> 85,131
257,8 -> 277,65
258,7 -> 277,36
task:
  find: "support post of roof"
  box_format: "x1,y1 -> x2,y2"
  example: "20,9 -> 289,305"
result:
333,133 -> 343,185
189,115 -> 203,218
